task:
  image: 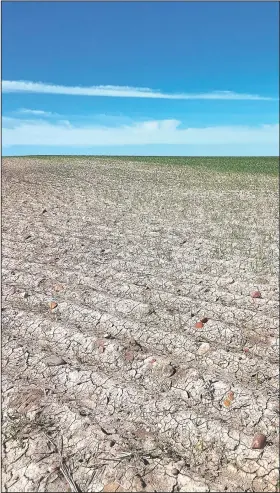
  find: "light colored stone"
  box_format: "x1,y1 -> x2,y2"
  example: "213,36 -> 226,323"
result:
163,363 -> 176,377
269,337 -> 279,347
197,343 -> 210,355
102,482 -> 124,492
218,277 -> 234,286
177,474 -> 209,492
227,464 -> 238,474
45,355 -> 66,366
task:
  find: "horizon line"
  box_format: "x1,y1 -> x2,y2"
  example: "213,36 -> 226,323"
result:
3,155 -> 279,158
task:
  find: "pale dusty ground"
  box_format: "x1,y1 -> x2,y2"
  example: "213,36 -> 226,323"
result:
2,157 -> 279,492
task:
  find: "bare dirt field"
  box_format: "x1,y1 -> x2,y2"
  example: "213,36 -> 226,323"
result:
2,156 -> 279,492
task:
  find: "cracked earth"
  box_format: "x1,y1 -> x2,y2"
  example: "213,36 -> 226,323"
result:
2,157 -> 279,492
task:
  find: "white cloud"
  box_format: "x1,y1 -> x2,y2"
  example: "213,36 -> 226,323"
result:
2,117 -> 279,149
18,108 -> 57,116
2,80 -> 275,100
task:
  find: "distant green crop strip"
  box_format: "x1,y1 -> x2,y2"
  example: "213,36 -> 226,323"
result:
104,156 -> 279,175
12,155 -> 279,176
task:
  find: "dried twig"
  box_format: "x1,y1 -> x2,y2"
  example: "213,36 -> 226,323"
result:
43,431 -> 82,492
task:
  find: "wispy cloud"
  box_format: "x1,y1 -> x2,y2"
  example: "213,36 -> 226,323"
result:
2,116 -> 278,149
14,109 -> 132,126
2,80 -> 275,100
18,108 -> 57,117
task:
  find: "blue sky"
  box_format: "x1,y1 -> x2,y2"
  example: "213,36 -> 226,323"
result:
2,2 -> 279,156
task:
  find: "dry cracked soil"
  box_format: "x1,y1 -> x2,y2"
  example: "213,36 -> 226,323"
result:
2,157 -> 279,492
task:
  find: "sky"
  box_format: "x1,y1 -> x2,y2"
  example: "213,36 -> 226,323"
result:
2,1 -> 279,156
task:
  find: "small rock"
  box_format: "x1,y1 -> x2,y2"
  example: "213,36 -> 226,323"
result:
176,460 -> 185,468
200,317 -> 209,324
46,356 -> 66,366
130,338 -> 143,350
219,277 -> 234,285
269,337 -> 279,348
42,208 -> 47,214
22,292 -> 29,299
96,339 -> 105,353
54,284 -> 64,292
251,291 -> 262,299
36,278 -> 45,287
109,439 -> 116,447
49,301 -> 58,310
197,342 -> 210,355
102,482 -> 123,492
171,468 -> 179,476
195,321 -> 204,329
124,350 -> 134,361
223,391 -> 234,408
163,364 -> 176,377
227,464 -> 238,474
252,433 -> 266,449
273,404 -> 279,415
96,339 -> 105,347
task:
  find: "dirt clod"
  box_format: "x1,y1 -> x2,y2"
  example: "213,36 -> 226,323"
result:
251,290 -> 262,298
252,433 -> 267,449
197,342 -> 210,355
45,355 -> 67,366
163,363 -> 177,377
49,300 -> 58,310
54,284 -> 64,292
102,482 -> 124,492
125,350 -> 135,361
